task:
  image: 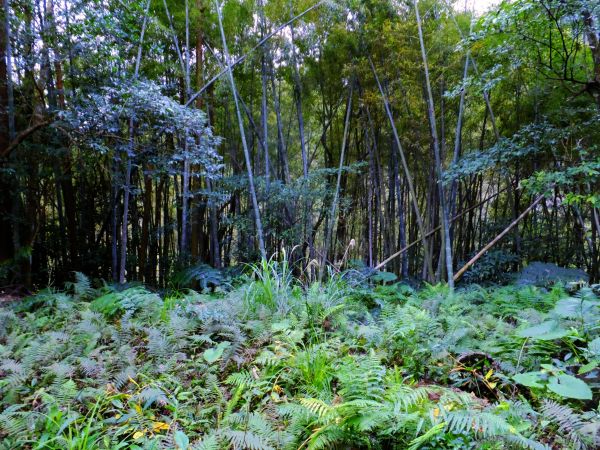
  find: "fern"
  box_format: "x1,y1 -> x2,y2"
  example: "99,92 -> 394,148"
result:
540,400 -> 591,450
0,404 -> 40,436
298,398 -> 336,421
192,433 -> 219,450
222,429 -> 275,450
67,272 -> 95,300
407,422 -> 446,450
0,358 -> 29,388
137,386 -> 169,407
113,365 -> 137,389
337,351 -> 386,402
442,410 -> 510,439
502,434 -> 552,450
0,280 -> 593,449
0,310 -> 18,339
146,327 -> 172,358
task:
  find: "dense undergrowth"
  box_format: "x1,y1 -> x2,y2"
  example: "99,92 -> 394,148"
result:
0,265 -> 599,449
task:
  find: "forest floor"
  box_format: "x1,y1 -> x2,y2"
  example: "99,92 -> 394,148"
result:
0,270 -> 599,449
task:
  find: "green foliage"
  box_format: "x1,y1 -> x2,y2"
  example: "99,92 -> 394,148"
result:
89,286 -> 162,319
462,250 -> 520,284
514,368 -> 593,400
1,278 -> 599,449
172,264 -> 233,292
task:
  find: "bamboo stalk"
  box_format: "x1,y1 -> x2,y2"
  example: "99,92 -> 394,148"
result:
453,195 -> 544,282
370,57 -> 435,279
216,0 -> 266,260
319,84 -> 353,281
374,187 -> 510,271
186,1 -> 325,107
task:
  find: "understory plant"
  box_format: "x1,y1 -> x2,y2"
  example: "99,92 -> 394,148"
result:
0,273 -> 598,449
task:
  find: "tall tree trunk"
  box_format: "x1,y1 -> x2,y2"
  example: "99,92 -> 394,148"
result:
139,168 -> 152,282
0,0 -> 15,262
320,84 -> 353,280
119,0 -> 150,283
369,57 -> 435,280
216,0 -> 266,260
259,0 -> 270,193
450,52 -> 470,221
414,0 -> 454,287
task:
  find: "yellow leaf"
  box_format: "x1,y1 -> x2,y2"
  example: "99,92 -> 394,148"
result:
433,408 -> 440,418
133,431 -> 145,440
485,369 -> 493,380
134,403 -> 142,414
488,381 -> 497,389
152,421 -> 170,432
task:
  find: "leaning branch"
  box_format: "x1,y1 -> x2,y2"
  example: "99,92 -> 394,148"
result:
369,57 -> 435,279
185,0 -> 325,107
374,186 -> 509,271
1,119 -> 53,158
453,195 -> 544,282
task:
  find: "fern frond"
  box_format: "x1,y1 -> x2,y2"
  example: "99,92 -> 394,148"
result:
0,404 -> 40,435
502,433 -> 551,450
69,272 -> 95,299
298,398 -> 336,421
222,429 -> 275,450
137,386 -> 169,407
192,433 -> 219,450
146,327 -> 171,358
303,425 -> 347,450
113,365 -> 136,389
338,351 -> 386,402
443,410 -> 510,439
407,422 -> 446,450
388,385 -> 436,412
225,370 -> 255,388
0,310 -> 19,338
540,400 -> 590,450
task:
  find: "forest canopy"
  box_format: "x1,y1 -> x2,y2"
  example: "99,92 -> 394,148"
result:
1,0 -> 600,287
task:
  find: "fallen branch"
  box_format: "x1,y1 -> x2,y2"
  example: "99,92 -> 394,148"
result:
374,187 -> 509,271
453,195 -> 544,282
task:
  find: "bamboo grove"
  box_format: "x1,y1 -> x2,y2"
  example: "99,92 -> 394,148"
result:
1,0 -> 599,288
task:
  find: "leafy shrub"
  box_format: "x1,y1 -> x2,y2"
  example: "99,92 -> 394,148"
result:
462,249 -> 520,284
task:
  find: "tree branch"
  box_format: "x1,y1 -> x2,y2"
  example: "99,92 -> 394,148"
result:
1,119 -> 53,158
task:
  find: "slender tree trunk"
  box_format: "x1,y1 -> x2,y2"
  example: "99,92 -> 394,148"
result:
216,0 -> 266,260
207,178 -> 221,267
111,158 -> 119,281
450,52 -> 470,219
415,0 -> 454,287
2,0 -> 15,141
320,84 -> 353,280
369,57 -> 435,280
0,0 -> 15,261
119,0 -> 150,283
139,168 -> 152,282
258,0 -> 270,193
